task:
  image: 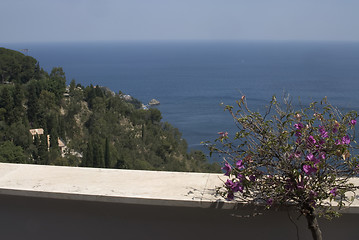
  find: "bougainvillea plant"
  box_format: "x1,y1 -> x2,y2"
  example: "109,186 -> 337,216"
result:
207,96 -> 359,240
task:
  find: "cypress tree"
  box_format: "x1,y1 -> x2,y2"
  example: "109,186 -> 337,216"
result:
93,142 -> 104,168
105,137 -> 110,168
13,84 -> 25,120
38,133 -> 48,165
84,141 -> 94,167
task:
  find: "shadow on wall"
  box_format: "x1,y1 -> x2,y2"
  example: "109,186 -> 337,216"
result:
0,194 -> 358,240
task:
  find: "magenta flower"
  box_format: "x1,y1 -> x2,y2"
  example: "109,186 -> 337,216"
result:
225,179 -> 234,188
318,125 -> 328,138
232,182 -> 244,193
330,187 -> 338,197
222,162 -> 232,176
267,198 -> 273,205
342,135 -> 350,145
236,159 -> 244,169
218,131 -> 228,139
225,179 -> 243,193
294,123 -> 304,130
307,153 -> 320,164
303,164 -> 317,175
306,153 -> 315,162
294,151 -> 301,158
321,131 -> 328,138
350,119 -> 357,126
318,125 -> 325,134
307,136 -> 317,146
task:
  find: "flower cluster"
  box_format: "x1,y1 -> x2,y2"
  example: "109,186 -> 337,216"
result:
221,159 -> 253,200
210,97 -> 359,221
291,113 -> 356,183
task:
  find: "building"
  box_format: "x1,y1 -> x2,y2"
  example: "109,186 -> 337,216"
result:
29,128 -> 44,139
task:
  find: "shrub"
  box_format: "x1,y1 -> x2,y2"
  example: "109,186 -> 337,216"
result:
207,96 -> 359,240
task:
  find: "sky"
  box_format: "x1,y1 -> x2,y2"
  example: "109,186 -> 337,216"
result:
1,0 -> 359,43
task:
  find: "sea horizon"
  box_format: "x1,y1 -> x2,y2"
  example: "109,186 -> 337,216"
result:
2,40 -> 359,161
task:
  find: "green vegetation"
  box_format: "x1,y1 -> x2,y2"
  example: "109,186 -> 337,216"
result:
0,47 -> 220,172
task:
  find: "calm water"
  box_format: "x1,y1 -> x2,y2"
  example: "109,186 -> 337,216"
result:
3,41 -> 359,158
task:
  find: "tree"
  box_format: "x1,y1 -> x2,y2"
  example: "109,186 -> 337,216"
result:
84,141 -> 94,167
105,137 -> 110,168
69,79 -> 76,93
26,80 -> 41,124
93,141 -> 104,168
0,86 -> 14,124
149,108 -> 162,124
0,141 -> 27,163
207,96 -> 359,240
49,67 -> 66,103
12,84 -> 25,121
38,133 -> 49,164
0,47 -> 37,84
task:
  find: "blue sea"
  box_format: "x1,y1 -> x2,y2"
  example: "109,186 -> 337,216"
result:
2,41 -> 359,158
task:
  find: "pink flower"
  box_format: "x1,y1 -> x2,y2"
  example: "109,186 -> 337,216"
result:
236,159 -> 244,169
307,153 -> 320,164
318,125 -> 328,138
232,182 -> 244,193
342,135 -> 350,145
307,136 -> 316,146
350,119 -> 357,126
303,164 -> 317,175
294,122 -> 304,130
306,153 -> 315,161
225,179 -> 243,193
222,162 -> 232,176
218,131 -> 228,139
294,151 -> 301,158
330,187 -> 338,197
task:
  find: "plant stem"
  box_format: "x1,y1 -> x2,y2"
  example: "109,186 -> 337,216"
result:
305,207 -> 322,240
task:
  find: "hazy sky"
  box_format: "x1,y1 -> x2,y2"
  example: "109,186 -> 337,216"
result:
1,0 -> 359,43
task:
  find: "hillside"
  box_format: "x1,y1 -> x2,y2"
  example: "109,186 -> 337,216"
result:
0,47 -> 220,172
